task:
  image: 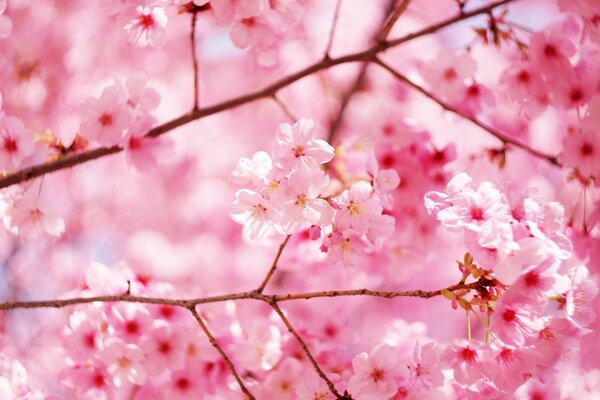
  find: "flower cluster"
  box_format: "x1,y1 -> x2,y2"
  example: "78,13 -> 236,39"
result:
113,0 -> 305,67
425,173 -> 572,284
79,74 -> 172,171
341,173 -> 598,399
230,118 -> 399,266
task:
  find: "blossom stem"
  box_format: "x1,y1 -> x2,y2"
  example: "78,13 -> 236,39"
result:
191,10 -> 200,110
256,235 -> 291,293
466,309 -> 472,340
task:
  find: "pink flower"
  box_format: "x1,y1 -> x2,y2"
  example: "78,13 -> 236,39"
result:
324,230 -> 365,267
9,189 -> 65,239
424,172 -> 474,219
562,265 -> 598,327
230,15 -> 276,50
368,152 -> 400,209
560,129 -> 600,179
530,317 -> 581,368
263,357 -> 304,399
165,370 -> 205,399
529,30 -> 575,75
230,189 -> 279,239
124,114 -> 173,172
501,63 -> 547,104
440,340 -> 485,385
336,181 -> 382,233
230,151 -> 273,188
296,370 -> 337,400
236,322 -> 282,371
211,0 -> 264,25
481,343 -> 538,391
347,344 -> 402,400
490,296 -> 535,345
139,324 -> 186,375
277,161 -> 333,233
432,178 -> 510,233
408,342 -> 444,390
421,49 -> 476,99
550,61 -> 597,109
110,304 -> 152,343
68,363 -> 115,400
123,6 -> 168,48
63,309 -> 107,360
80,84 -> 132,146
124,73 -> 160,112
0,115 -> 35,171
98,338 -> 147,388
274,118 -> 334,169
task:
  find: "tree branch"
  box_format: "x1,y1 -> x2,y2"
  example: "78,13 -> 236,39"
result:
0,279 -> 492,311
373,57 -> 560,166
0,0 -> 517,190
267,299 -> 344,399
188,306 -> 256,399
376,0 -> 412,42
256,235 -> 291,293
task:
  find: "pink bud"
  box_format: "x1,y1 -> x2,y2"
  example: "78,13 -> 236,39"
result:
308,225 -> 321,240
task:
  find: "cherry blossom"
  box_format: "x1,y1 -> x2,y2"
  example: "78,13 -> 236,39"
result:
123,6 -> 168,48
99,338 -> 147,388
0,2 -> 599,399
80,84 -> 132,147
274,118 -> 334,169
347,344 -> 403,400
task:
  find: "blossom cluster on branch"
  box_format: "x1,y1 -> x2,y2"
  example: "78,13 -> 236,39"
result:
0,0 -> 600,399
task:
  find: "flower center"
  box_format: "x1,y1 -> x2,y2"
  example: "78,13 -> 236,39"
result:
98,113 -> 113,126
3,137 -> 17,153
349,203 -> 361,215
370,368 -> 385,382
580,142 -> 593,156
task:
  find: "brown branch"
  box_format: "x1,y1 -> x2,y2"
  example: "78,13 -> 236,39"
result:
373,57 -> 560,166
188,306 -> 256,399
0,0 -> 517,190
377,0 -> 412,42
256,235 -> 291,293
191,11 -> 200,110
272,280 -> 486,302
324,0 -> 344,58
0,279 -> 492,311
267,299 -> 344,399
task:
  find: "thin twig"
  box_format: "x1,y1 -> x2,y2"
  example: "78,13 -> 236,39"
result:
376,0 -> 412,42
272,95 -> 298,122
324,0 -> 344,57
0,0 -> 518,190
188,306 -> 256,399
373,57 -> 560,166
256,235 -> 291,293
191,11 -> 200,110
267,299 -> 344,399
